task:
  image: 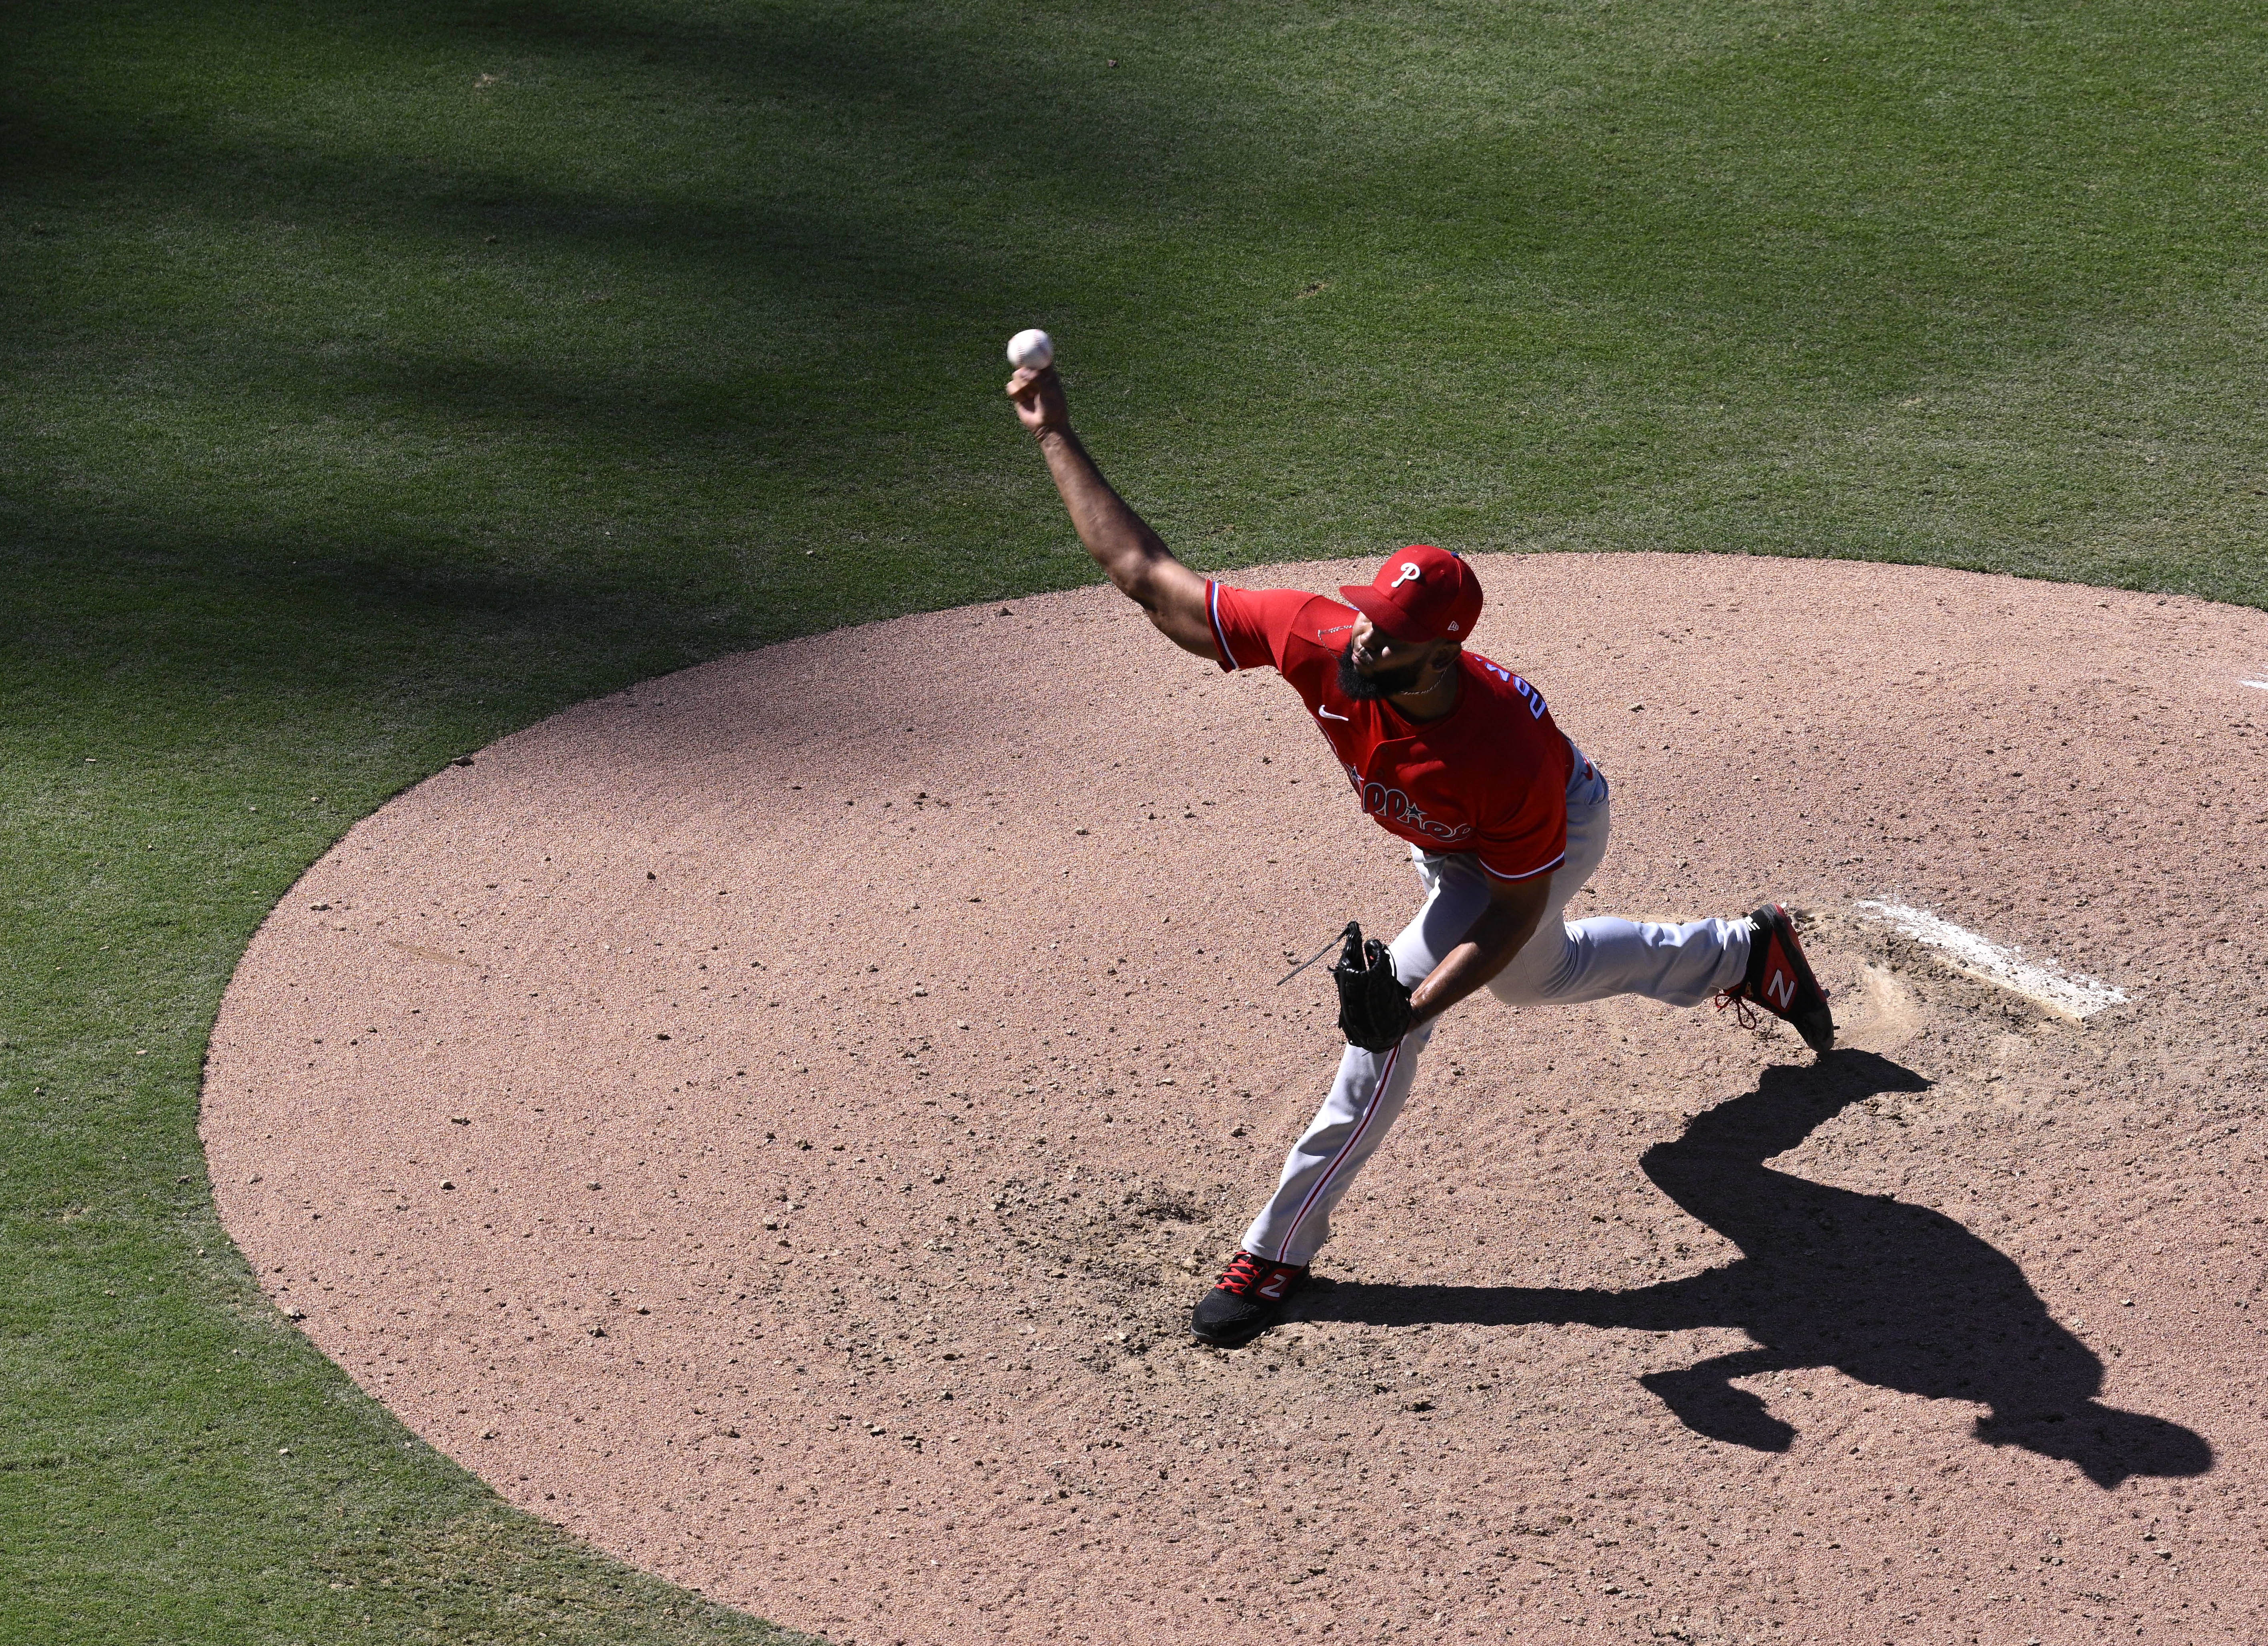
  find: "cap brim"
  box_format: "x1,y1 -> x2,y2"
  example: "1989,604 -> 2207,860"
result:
1338,586 -> 1426,644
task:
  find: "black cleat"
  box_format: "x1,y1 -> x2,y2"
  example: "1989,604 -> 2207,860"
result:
1190,1251 -> 1309,1348
1717,903 -> 1835,1054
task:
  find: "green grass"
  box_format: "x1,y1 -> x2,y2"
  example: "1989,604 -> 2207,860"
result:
3,1 -> 2263,1639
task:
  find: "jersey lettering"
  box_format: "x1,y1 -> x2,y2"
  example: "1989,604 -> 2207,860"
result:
1349,766 -> 1473,841
1481,659 -> 1547,718
1208,585 -> 1571,876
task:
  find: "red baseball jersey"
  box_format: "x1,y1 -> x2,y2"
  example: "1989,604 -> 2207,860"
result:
1206,582 -> 1574,881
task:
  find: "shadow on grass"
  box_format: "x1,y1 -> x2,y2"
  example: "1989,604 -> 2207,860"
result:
1307,1051 -> 2213,1489
0,504 -> 761,735
15,0 -> 2258,418
5,0 -> 2260,653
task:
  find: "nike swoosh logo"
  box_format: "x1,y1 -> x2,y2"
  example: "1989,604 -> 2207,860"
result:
1318,707 -> 1350,722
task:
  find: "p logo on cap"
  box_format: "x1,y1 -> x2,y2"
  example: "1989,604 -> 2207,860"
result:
1339,545 -> 1483,645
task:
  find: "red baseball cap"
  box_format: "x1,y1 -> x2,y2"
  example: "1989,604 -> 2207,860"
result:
1338,545 -> 1483,644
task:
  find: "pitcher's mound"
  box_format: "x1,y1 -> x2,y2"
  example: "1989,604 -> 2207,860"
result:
206,555 -> 2268,1645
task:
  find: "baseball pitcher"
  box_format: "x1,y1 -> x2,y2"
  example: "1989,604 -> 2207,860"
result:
1006,360 -> 1834,1348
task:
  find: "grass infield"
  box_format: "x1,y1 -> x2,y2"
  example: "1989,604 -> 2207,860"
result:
3,1 -> 2263,1640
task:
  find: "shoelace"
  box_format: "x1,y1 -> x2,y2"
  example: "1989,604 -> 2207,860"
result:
1712,987 -> 1761,1030
1214,1252 -> 1274,1296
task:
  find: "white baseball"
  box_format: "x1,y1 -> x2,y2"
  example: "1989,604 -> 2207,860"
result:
1006,328 -> 1054,371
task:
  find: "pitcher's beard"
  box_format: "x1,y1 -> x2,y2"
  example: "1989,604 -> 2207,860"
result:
1337,641 -> 1428,701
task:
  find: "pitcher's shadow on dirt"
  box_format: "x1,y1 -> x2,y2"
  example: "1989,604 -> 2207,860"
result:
1304,1050 -> 2212,1488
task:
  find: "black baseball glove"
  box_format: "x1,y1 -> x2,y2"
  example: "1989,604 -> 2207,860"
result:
1332,920 -> 1414,1052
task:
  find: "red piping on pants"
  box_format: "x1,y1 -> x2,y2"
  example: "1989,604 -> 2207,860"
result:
1272,1037 -> 1402,1262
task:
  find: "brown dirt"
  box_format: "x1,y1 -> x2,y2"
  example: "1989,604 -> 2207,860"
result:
203,553 -> 2268,1646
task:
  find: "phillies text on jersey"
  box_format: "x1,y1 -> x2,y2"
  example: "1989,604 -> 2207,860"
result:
1206,582 -> 1574,880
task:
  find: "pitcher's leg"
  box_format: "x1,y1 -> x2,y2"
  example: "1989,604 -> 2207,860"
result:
1506,914 -> 1753,1007
1237,851 -> 1490,1268
1238,1026 -> 1433,1267
1489,762 -> 1752,1009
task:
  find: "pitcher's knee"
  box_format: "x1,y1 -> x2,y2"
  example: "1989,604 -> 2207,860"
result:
1490,934 -> 1585,1005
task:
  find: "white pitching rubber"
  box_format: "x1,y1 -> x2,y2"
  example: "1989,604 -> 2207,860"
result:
1853,900 -> 2126,1020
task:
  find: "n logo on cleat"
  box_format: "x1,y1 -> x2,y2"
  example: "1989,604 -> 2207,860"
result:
1258,1272 -> 1290,1299
1766,971 -> 1797,1010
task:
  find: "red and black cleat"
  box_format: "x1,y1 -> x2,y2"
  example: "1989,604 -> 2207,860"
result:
1717,903 -> 1835,1055
1190,1251 -> 1309,1348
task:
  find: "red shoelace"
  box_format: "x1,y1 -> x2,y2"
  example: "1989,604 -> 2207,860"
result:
1214,1251 -> 1292,1296
1713,987 -> 1762,1030
1216,1260 -> 1306,1306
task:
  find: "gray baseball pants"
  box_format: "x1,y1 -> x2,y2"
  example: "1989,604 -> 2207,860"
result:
1239,751 -> 1753,1268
